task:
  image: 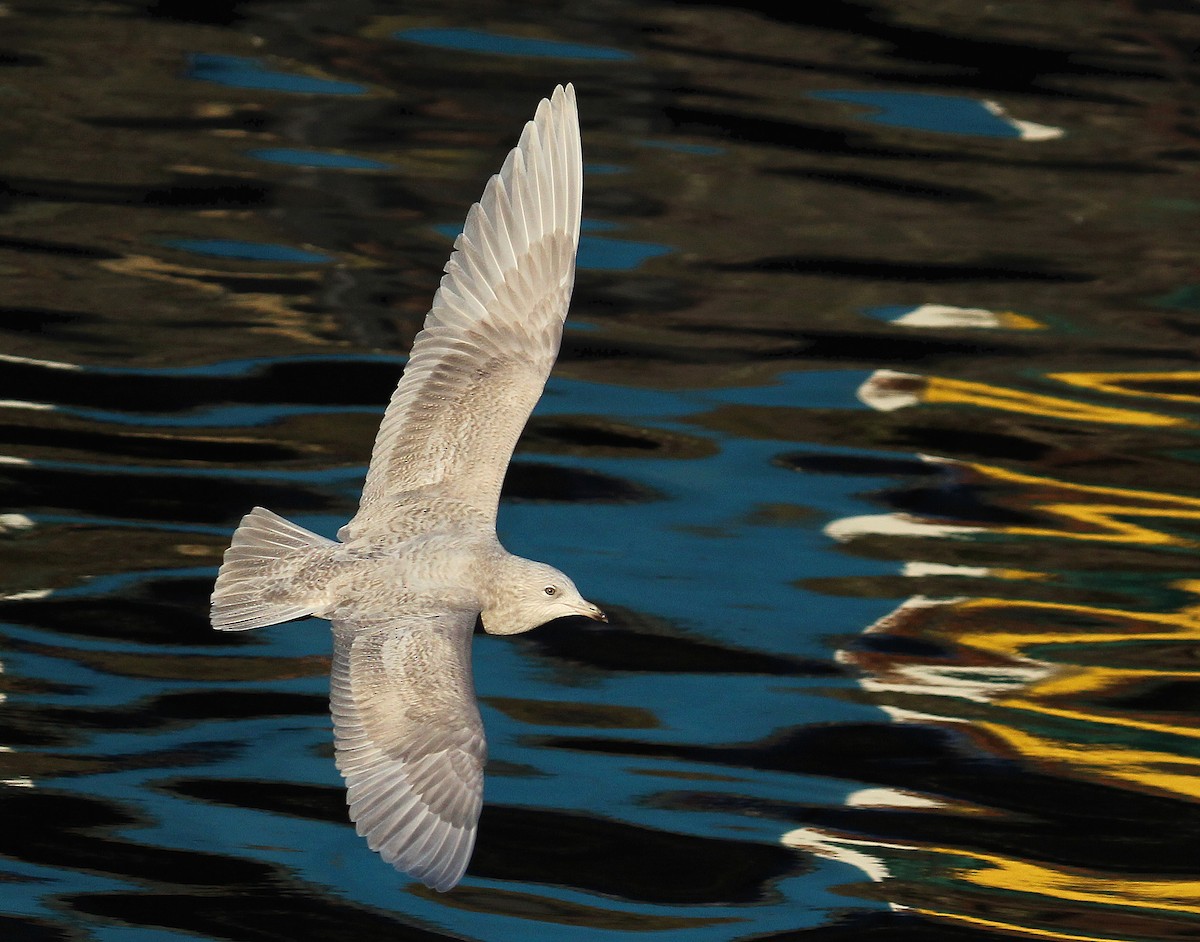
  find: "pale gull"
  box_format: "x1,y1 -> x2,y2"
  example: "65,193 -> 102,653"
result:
209,84 -> 605,892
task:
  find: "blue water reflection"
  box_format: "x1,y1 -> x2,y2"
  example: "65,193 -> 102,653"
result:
246,148 -> 392,171
811,89 -> 1052,138
162,238 -> 334,263
186,53 -> 368,95
577,235 -> 672,271
396,27 -> 633,61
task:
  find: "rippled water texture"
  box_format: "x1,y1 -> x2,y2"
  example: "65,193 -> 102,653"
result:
1,3 -> 1198,941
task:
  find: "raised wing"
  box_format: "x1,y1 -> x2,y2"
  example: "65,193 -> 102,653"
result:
346,84 -> 582,538
330,609 -> 485,891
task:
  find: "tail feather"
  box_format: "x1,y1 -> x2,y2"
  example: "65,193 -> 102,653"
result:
211,507 -> 336,631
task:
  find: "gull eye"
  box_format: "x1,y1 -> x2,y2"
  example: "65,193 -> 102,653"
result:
543,585 -> 557,597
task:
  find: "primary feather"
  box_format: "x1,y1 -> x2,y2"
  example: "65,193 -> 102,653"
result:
342,84 -> 583,541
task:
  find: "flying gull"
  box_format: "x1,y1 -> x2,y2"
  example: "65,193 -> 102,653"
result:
210,84 -> 605,891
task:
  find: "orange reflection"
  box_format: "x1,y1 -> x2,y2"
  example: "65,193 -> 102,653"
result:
996,311 -> 1045,330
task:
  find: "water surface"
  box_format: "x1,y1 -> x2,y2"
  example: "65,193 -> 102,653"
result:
1,3 -> 1198,941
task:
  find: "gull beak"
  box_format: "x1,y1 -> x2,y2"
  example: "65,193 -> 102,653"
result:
582,602 -> 607,623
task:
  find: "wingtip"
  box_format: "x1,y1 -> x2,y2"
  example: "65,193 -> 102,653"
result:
547,82 -> 578,119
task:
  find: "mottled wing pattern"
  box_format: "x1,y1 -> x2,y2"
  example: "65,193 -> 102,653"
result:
345,83 -> 583,538
330,610 -> 485,892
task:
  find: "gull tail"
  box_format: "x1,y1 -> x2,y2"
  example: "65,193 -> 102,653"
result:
211,506 -> 336,631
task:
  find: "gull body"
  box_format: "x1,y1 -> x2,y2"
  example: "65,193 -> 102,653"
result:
209,85 -> 604,892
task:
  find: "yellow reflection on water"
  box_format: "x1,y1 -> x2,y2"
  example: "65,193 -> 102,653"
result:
956,461 -> 1200,546
860,371 -> 1190,426
980,722 -> 1200,800
922,376 -> 1188,427
99,254 -> 340,345
787,826 -> 1196,942
911,587 -> 1200,796
945,848 -> 1200,915
959,582 -> 1200,659
1050,371 -> 1200,406
913,911 -> 1133,942
831,442 -> 1200,939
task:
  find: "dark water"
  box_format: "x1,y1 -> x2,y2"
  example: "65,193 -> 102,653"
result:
2,2 -> 1199,941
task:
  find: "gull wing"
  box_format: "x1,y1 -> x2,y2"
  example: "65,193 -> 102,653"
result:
331,609 -> 485,892
346,84 -> 582,537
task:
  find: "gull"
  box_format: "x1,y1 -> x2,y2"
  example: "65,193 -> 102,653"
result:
209,84 -> 605,892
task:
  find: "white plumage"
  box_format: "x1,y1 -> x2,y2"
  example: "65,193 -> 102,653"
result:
210,85 -> 605,892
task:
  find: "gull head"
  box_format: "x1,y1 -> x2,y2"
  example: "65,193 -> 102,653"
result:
482,557 -> 606,636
